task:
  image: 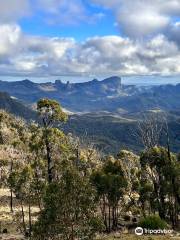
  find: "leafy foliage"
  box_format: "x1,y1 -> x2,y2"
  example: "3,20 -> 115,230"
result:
0,99 -> 179,239
139,215 -> 168,230
33,165 -> 103,240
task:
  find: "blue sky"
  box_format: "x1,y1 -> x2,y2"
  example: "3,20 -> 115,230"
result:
0,0 -> 179,83
19,10 -> 118,41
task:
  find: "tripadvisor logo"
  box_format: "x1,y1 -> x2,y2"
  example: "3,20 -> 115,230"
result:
135,227 -> 143,236
135,227 -> 173,235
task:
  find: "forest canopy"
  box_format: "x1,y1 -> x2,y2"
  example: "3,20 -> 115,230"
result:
0,99 -> 179,239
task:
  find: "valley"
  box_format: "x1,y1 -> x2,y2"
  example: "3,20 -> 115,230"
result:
0,76 -> 180,154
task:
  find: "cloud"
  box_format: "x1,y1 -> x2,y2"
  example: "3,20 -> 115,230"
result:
0,24 -> 22,56
32,0 -> 105,26
167,22 -> 180,47
0,0 -> 103,26
0,0 -> 30,23
92,0 -> 180,38
36,0 -> 89,25
0,24 -> 179,77
0,0 -> 178,39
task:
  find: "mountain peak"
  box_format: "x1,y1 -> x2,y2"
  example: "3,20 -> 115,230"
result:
100,76 -> 122,88
22,79 -> 32,83
21,79 -> 35,86
55,79 -> 63,85
102,76 -> 121,83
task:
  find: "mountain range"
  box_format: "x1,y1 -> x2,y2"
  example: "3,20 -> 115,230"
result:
0,76 -> 180,115
0,76 -> 180,153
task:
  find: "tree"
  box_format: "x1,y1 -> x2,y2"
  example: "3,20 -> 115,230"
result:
116,150 -> 141,213
68,133 -> 103,176
140,146 -> 180,226
33,163 -> 103,240
0,110 -> 28,212
8,164 -> 34,235
37,99 -> 67,182
135,113 -> 164,150
91,157 -> 128,232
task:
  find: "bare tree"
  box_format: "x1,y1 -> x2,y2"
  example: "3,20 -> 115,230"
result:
134,112 -> 165,150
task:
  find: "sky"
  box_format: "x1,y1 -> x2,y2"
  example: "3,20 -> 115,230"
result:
0,0 -> 180,83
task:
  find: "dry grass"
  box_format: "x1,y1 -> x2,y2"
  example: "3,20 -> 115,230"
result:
98,234 -> 180,240
0,188 -> 38,239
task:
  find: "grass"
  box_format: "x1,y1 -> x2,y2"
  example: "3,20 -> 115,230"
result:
98,235 -> 180,240
0,188 -> 38,239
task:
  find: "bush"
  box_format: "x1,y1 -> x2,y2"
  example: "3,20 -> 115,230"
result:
139,215 -> 168,229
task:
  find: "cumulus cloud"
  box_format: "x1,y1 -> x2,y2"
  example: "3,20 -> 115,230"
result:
0,24 -> 22,60
0,0 -> 179,39
0,0 -> 179,78
0,0 -> 30,23
92,0 -> 180,38
167,22 -> 180,47
0,24 -> 179,77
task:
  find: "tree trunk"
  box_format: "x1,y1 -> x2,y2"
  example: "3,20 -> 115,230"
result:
102,196 -> 108,232
112,206 -> 116,230
10,160 -> 13,212
21,200 -> 26,234
10,188 -> 13,212
108,204 -> 111,232
28,199 -> 32,236
45,132 -> 53,183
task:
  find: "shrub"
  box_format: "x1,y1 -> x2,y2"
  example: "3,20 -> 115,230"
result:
139,215 -> 167,229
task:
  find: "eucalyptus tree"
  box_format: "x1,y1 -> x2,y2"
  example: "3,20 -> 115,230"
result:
91,157 -> 128,232
0,110 -> 29,212
33,162 -> 103,240
37,99 -> 67,182
140,146 -> 180,227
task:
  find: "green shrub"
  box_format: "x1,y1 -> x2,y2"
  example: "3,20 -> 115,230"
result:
139,215 -> 167,229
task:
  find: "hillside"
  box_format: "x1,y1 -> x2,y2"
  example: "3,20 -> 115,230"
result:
64,112 -> 180,154
0,92 -> 36,120
0,76 -> 180,153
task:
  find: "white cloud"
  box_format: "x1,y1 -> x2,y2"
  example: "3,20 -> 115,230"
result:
0,0 -> 30,23
0,24 -> 22,56
0,24 -> 179,77
92,0 -> 180,37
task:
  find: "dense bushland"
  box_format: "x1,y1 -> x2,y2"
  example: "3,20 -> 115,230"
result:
0,99 -> 179,239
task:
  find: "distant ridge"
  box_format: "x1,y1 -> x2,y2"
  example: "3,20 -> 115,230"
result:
0,92 -> 36,120
0,76 -> 180,114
